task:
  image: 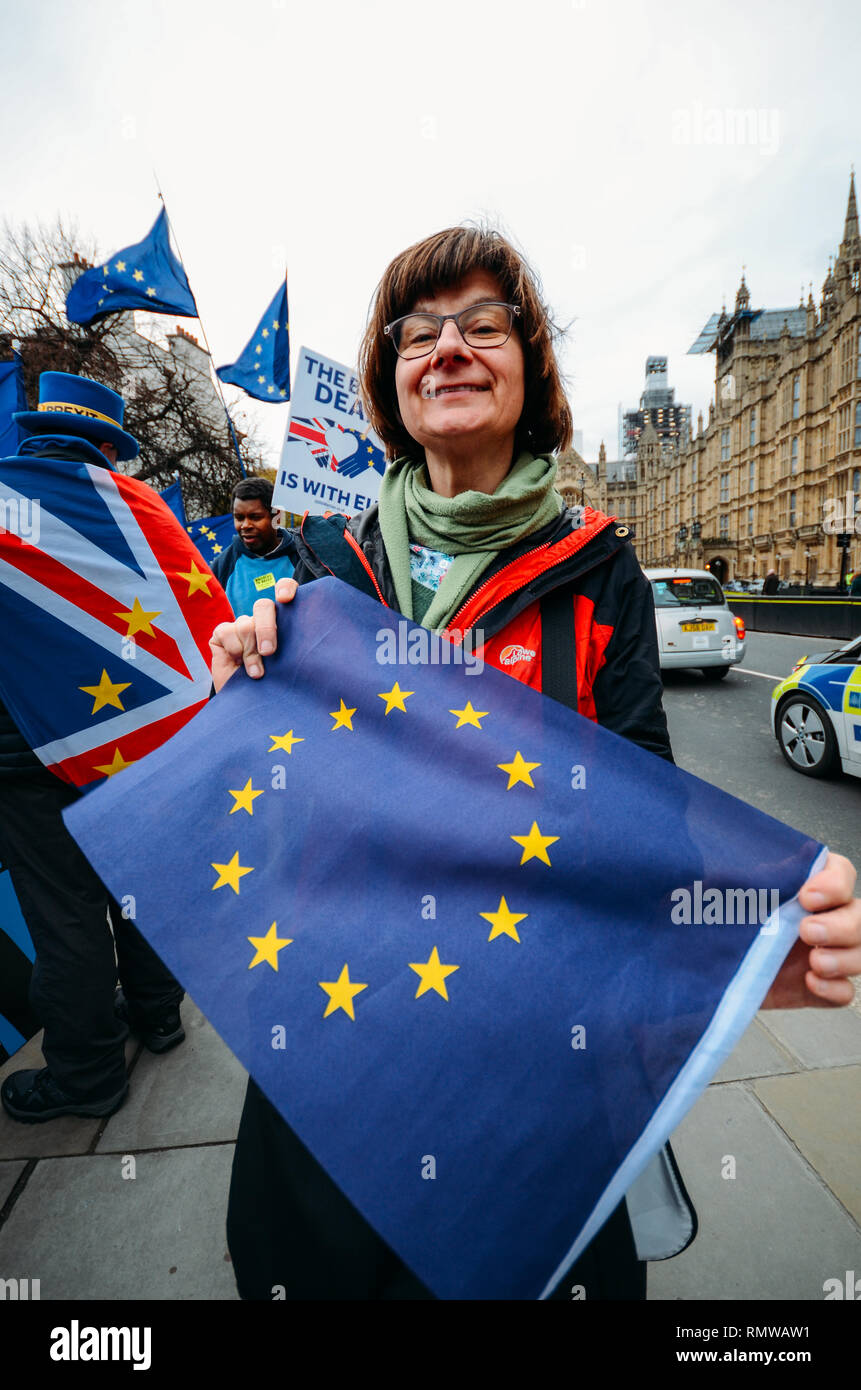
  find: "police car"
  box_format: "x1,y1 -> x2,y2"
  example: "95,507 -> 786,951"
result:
771,635 -> 861,779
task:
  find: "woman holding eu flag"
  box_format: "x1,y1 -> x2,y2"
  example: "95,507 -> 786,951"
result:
210,226 -> 861,1301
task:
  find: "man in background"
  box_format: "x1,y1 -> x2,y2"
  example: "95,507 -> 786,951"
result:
0,372 -> 187,1123
211,477 -> 297,616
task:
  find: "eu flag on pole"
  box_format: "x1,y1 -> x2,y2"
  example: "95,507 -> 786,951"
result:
0,355 -> 27,458
217,282 -> 290,403
159,477 -> 187,529
65,208 -> 198,325
65,579 -> 825,1299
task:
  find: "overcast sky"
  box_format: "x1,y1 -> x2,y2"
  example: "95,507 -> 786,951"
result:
3,0 -> 859,467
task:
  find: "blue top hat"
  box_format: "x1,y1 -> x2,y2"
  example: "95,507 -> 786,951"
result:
13,372 -> 140,461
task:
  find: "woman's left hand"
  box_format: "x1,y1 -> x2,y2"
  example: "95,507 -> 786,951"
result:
762,852 -> 861,1008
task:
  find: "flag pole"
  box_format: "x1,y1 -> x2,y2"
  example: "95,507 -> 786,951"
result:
152,172 -> 247,478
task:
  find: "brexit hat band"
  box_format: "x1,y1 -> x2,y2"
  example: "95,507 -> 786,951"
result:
38,402 -> 119,426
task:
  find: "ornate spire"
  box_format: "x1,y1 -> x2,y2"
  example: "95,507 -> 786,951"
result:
841,167 -> 859,251
735,268 -> 750,312
598,441 -> 606,465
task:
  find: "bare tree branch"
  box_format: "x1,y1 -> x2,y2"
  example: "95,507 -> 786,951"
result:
0,216 -> 266,516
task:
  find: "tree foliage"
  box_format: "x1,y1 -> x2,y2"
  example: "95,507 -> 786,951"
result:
0,216 -> 265,517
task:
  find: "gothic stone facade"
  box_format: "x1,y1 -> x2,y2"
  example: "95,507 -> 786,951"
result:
592,172 -> 861,586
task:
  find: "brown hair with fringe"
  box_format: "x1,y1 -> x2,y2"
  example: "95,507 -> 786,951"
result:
358,226 -> 572,461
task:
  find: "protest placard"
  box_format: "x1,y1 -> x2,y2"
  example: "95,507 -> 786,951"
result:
272,346 -> 386,517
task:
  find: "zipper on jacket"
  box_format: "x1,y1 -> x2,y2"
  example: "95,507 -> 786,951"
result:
341,529 -> 389,607
446,515 -> 618,637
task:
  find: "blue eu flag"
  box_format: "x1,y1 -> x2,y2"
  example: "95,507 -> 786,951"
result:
65,208 -> 197,324
65,579 -> 825,1299
0,355 -> 27,457
185,513 -> 235,567
158,477 -> 187,529
217,282 -> 290,403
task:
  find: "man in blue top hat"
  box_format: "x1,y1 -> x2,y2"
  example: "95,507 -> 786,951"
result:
0,372 -> 186,1123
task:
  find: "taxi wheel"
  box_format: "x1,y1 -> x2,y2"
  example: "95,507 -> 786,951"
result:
701,666 -> 730,681
776,694 -> 838,778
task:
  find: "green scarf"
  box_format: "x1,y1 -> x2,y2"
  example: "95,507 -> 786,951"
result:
377,451 -> 564,632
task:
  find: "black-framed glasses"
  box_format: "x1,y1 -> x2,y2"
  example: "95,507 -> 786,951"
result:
383,301 -> 521,359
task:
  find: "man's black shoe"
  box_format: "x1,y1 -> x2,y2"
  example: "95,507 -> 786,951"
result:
115,991 -> 185,1054
0,1067 -> 128,1124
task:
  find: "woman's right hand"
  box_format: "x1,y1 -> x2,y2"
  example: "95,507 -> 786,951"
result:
209,577 -> 298,692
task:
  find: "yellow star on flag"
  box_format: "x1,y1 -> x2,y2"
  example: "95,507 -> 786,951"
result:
255,344 -> 262,354
176,561 -> 212,597
145,287 -> 156,297
204,528 -> 216,540
261,328 -> 269,338
449,701 -> 488,729
319,964 -> 367,1020
272,319 -> 280,330
279,389 -> 287,398
115,260 -> 126,271
248,922 -> 292,971
479,896 -> 528,942
212,544 -> 223,554
79,668 -> 131,714
257,374 -> 266,385
133,269 -> 144,281
330,700 -> 356,731
497,751 -> 541,789
377,682 -> 414,715
115,597 -> 161,638
409,946 -> 459,1000
211,852 -> 254,893
93,747 -> 135,777
511,822 -> 559,867
268,730 -> 304,754
228,778 -> 264,815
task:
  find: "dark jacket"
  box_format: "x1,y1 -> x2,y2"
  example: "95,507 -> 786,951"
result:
226,501 -> 679,1300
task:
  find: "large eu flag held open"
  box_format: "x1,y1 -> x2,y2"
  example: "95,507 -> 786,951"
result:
66,579 -> 824,1299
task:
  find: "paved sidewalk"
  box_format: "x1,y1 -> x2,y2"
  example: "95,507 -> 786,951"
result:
1,998 -> 859,1301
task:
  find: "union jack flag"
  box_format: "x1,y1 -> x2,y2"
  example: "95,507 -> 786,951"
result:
0,452 -> 232,788
287,415 -> 386,480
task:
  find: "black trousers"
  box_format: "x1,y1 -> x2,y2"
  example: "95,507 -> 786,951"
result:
0,773 -> 183,1100
227,1078 -> 646,1302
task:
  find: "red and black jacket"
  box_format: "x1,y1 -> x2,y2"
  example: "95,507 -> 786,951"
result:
291,503 -> 673,763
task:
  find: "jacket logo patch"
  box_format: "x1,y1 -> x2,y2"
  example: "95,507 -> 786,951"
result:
498,644 -> 537,666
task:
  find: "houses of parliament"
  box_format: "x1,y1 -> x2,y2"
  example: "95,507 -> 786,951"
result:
558,171 -> 861,587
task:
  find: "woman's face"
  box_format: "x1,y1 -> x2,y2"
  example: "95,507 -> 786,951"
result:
393,270 -> 525,461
